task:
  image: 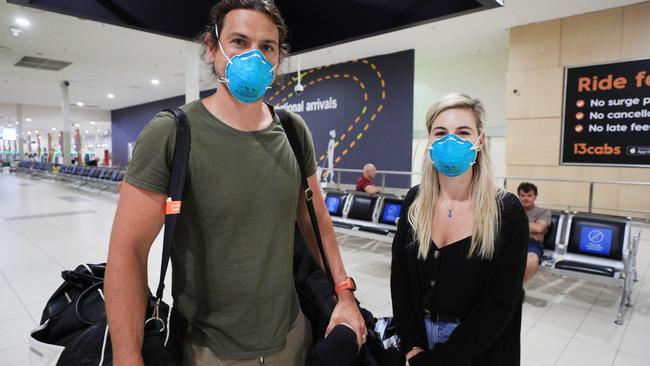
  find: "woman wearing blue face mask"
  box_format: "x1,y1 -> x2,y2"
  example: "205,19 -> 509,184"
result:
390,93 -> 528,366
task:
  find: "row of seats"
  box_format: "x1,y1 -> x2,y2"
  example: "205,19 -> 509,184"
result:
324,189 -> 404,241
17,161 -> 52,173
56,165 -> 124,191
540,211 -> 640,324
15,160 -> 125,191
58,165 -> 124,182
324,190 -> 641,323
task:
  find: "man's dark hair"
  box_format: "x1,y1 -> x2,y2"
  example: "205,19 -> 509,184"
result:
197,0 -> 290,73
517,182 -> 538,196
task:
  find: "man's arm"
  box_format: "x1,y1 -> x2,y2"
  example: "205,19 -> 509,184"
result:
296,174 -> 367,346
105,182 -> 167,366
529,220 -> 549,235
364,184 -> 381,195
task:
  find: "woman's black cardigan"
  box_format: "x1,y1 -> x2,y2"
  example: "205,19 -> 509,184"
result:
391,186 -> 529,366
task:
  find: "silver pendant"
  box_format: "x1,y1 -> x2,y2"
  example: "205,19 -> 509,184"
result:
448,210 -> 453,219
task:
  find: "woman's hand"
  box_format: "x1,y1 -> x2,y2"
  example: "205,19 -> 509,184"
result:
405,347 -> 424,366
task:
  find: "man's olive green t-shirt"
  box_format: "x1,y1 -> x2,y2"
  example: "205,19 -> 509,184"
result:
124,100 -> 316,359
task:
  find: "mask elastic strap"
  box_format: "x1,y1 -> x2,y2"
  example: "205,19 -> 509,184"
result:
469,136 -> 481,166
470,135 -> 482,151
215,26 -> 231,83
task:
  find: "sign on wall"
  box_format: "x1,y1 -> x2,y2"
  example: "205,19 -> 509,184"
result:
270,50 -> 414,187
562,58 -> 650,167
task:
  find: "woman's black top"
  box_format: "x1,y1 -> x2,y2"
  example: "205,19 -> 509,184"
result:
391,186 -> 528,366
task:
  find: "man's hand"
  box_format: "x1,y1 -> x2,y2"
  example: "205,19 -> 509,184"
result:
326,290 -> 367,347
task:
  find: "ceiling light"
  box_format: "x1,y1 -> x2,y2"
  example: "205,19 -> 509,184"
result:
76,102 -> 84,107
51,127 -> 56,131
107,93 -> 115,99
8,124 -> 12,127
34,130 -> 38,133
151,79 -> 160,85
15,18 -> 31,27
25,118 -> 32,122
10,27 -> 23,37
74,123 -> 80,127
15,121 -> 19,125
90,121 -> 95,125
84,130 -> 89,134
27,131 -> 31,135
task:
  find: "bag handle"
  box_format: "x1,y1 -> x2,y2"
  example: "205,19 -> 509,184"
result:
155,108 -> 191,300
275,109 -> 335,294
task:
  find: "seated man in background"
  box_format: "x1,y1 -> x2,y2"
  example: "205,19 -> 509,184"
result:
518,182 -> 551,282
356,163 -> 381,194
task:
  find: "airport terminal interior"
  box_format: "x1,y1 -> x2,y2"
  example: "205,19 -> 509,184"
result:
1,0 -> 650,365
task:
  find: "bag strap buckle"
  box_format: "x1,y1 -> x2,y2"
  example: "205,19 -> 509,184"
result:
304,188 -> 313,202
144,298 -> 166,333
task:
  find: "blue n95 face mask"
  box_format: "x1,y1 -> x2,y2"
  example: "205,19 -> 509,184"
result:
428,134 -> 479,177
215,28 -> 277,103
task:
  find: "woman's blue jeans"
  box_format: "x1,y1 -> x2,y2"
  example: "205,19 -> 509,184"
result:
424,317 -> 459,350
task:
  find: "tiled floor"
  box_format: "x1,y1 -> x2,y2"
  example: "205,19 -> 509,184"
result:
1,172 -> 649,366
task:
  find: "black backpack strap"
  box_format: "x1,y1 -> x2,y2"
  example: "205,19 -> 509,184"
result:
276,109 -> 335,294
155,108 -> 191,300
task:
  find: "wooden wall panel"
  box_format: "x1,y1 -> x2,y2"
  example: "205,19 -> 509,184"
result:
621,2 -> 650,59
506,67 -> 563,119
508,20 -> 561,71
560,8 -> 623,66
506,118 -> 561,166
506,5 -> 649,219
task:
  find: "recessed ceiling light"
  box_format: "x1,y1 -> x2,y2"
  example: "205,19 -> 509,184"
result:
15,121 -> 19,125
34,130 -> 38,133
51,127 -> 56,131
27,131 -> 32,135
74,123 -> 80,127
15,18 -> 31,27
90,121 -> 95,125
25,118 -> 32,122
84,130 -> 89,134
10,27 -> 23,37
151,79 -> 160,85
107,93 -> 115,99
8,124 -> 12,127
76,102 -> 84,107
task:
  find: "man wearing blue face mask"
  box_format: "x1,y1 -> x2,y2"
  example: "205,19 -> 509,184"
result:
104,1 -> 366,365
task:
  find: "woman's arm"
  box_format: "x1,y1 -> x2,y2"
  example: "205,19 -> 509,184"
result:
409,195 -> 529,366
391,188 -> 428,356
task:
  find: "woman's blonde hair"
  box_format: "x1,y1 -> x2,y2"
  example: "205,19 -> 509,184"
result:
408,93 -> 504,260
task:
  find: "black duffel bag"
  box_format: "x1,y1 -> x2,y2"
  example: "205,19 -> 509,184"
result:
282,110 -> 402,366
29,108 -> 191,365
293,230 -> 402,366
29,264 -> 185,365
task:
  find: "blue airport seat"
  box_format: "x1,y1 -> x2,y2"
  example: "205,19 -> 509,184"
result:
554,213 -> 628,277
324,190 -> 348,218
328,192 -> 403,241
346,193 -> 379,221
541,212 -> 640,324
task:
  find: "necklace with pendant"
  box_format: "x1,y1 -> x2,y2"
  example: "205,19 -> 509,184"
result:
440,200 -> 455,219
